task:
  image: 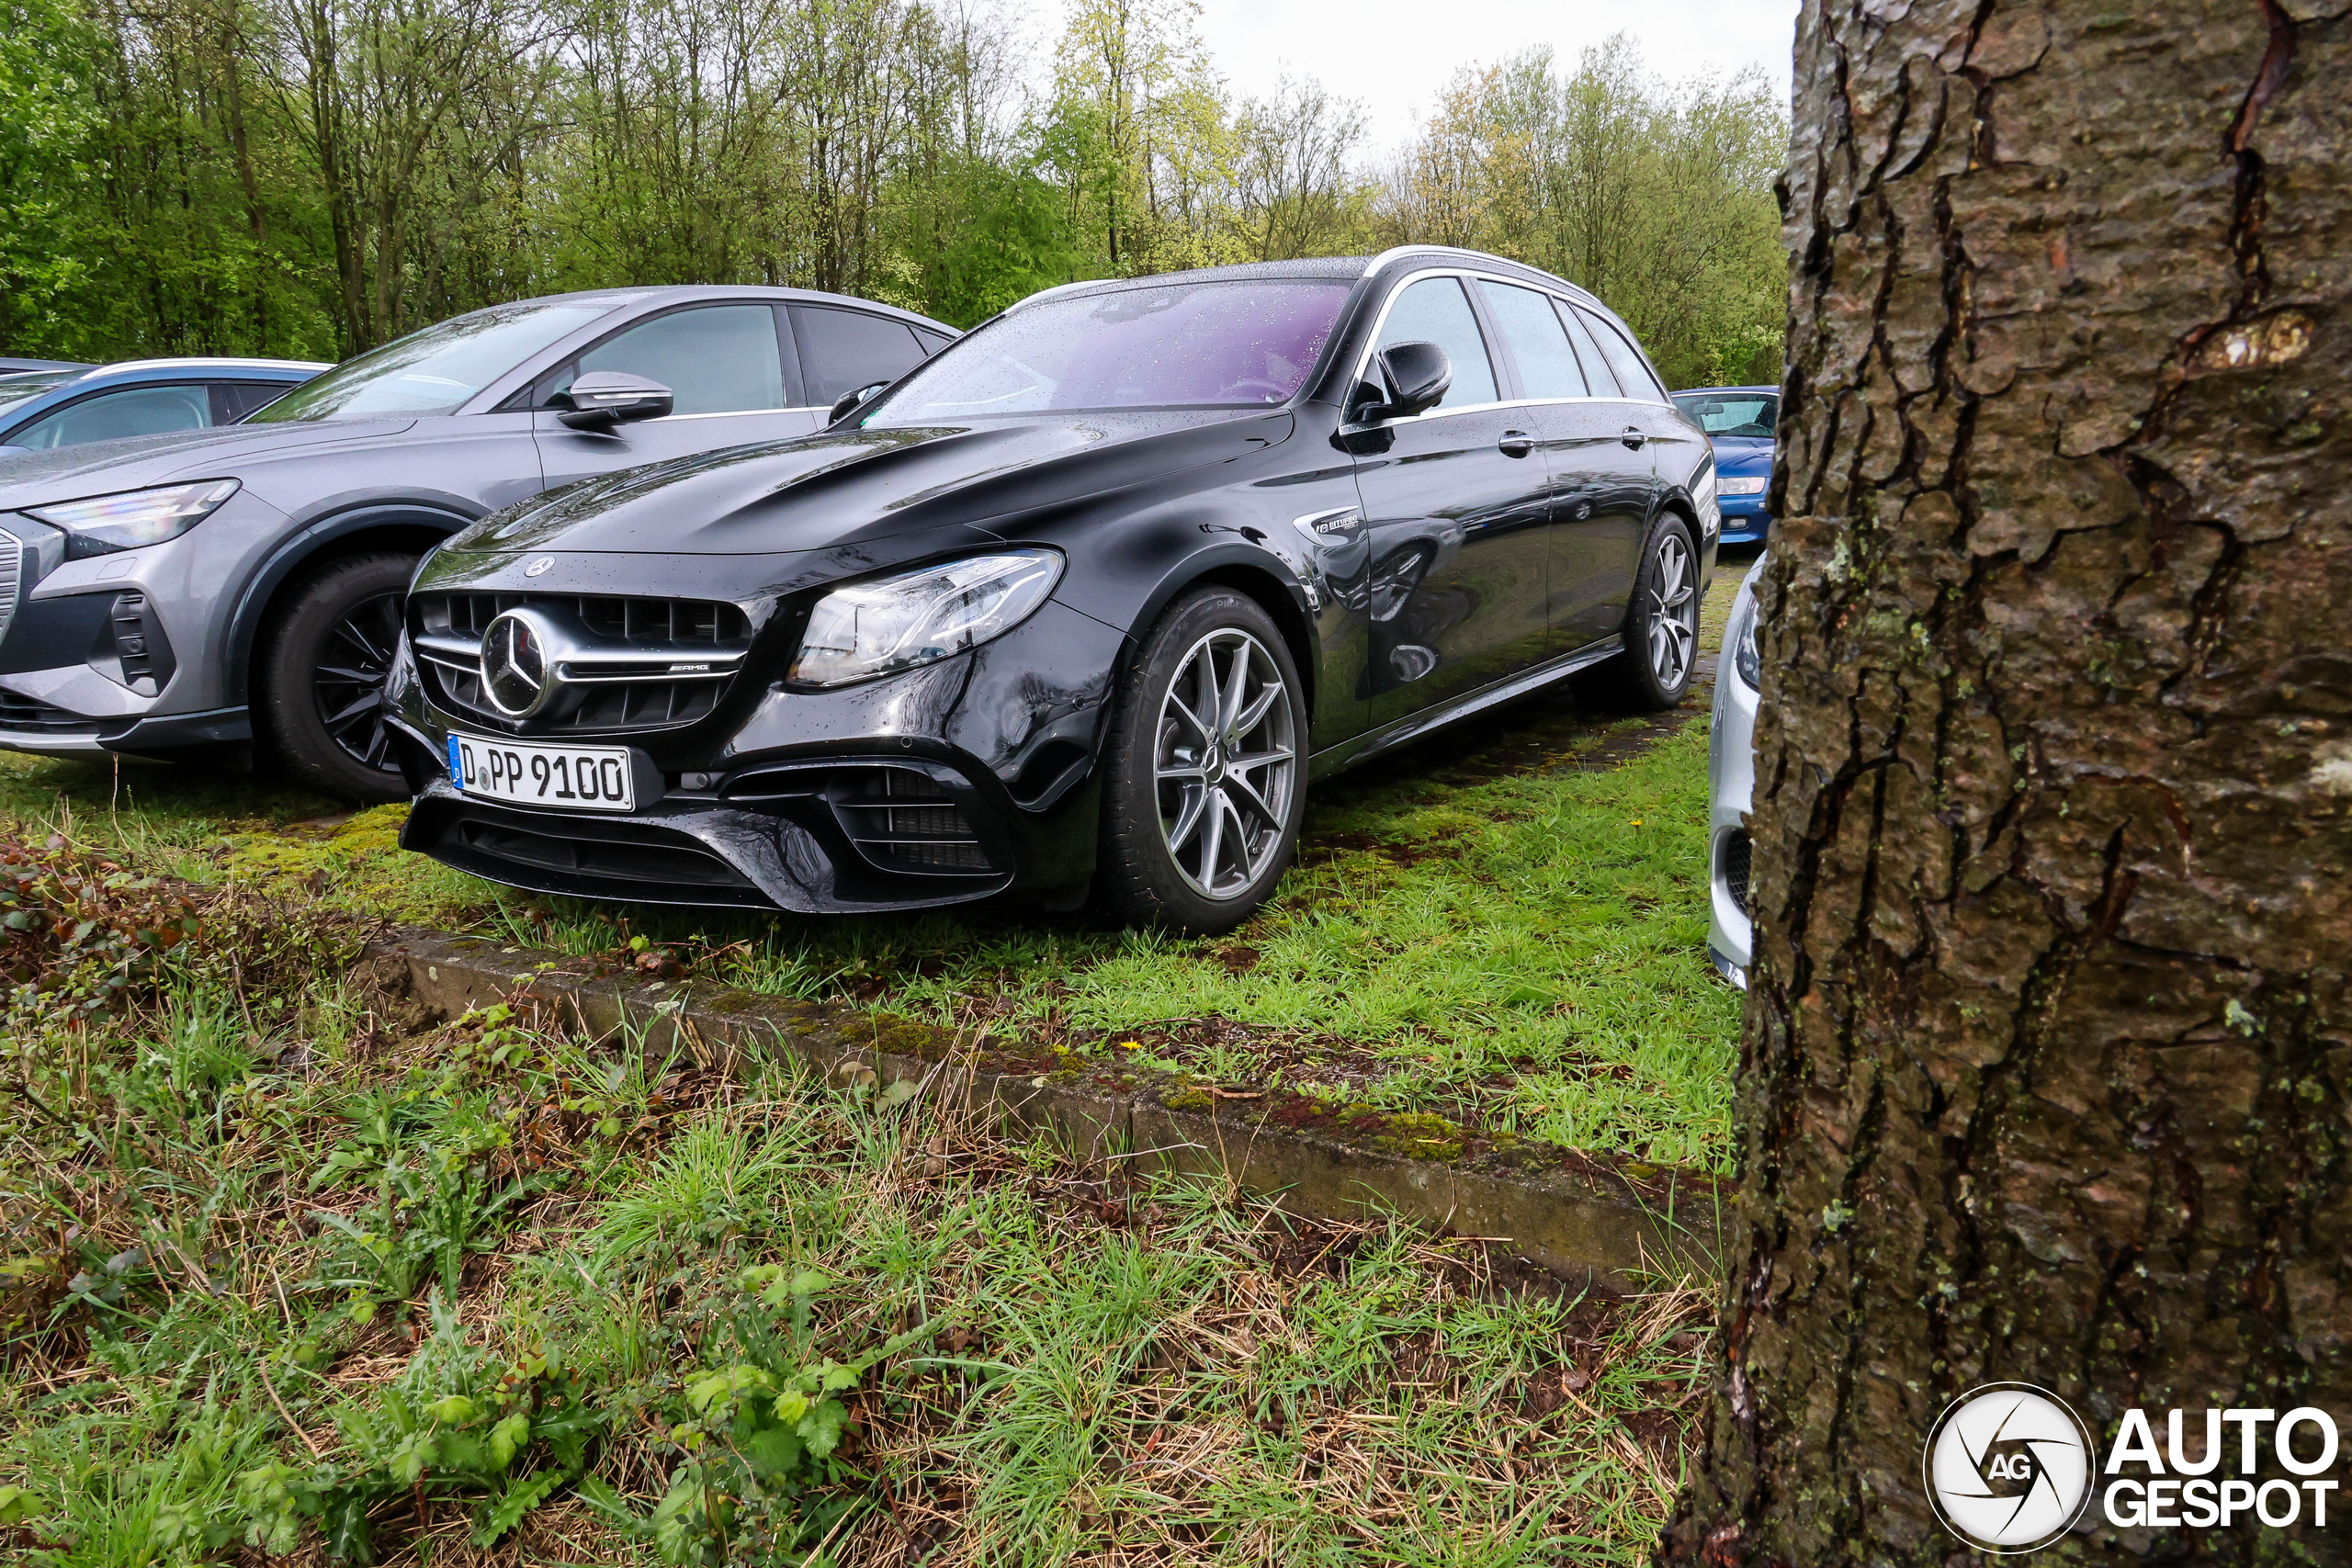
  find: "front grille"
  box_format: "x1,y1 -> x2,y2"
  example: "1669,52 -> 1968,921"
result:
829,768 -> 994,875
412,592 -> 752,735
0,528 -> 20,647
0,689 -> 93,732
1722,829 -> 1752,917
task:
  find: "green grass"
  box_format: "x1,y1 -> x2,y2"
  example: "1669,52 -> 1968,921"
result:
0,872 -> 1712,1565
0,569 -> 1747,1170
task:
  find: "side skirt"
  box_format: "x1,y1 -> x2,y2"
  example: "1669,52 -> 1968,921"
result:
1306,633 -> 1624,781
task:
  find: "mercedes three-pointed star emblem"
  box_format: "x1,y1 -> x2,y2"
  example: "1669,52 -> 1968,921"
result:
481,609 -> 552,716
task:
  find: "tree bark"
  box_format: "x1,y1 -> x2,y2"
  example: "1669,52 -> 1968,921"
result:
1666,1 -> 2351,1563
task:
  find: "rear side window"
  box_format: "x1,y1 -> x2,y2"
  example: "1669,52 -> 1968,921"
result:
1478,281 -> 1589,400
212,381 -> 298,423
1573,306 -> 1667,401
573,304 -> 786,415
794,307 -> 927,405
1375,276 -> 1498,409
10,384 -> 211,449
1553,305 -> 1621,398
914,327 -> 956,356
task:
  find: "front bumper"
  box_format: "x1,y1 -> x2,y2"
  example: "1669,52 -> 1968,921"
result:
1705,569 -> 1760,986
385,581 -> 1128,914
1716,495 -> 1770,546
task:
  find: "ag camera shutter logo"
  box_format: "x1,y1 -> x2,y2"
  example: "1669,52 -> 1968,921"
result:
1925,1383 -> 2096,1553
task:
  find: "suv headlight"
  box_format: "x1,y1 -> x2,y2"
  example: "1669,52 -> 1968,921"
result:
25,479 -> 241,554
789,549 -> 1064,687
1730,594 -> 1762,690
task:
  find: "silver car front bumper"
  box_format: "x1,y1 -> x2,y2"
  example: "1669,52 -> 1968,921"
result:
1706,558 -> 1765,988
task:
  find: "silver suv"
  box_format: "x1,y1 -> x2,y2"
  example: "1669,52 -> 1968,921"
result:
0,285 -> 953,799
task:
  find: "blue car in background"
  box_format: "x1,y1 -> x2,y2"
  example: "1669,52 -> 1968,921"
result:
1671,385 -> 1776,547
0,357 -> 329,457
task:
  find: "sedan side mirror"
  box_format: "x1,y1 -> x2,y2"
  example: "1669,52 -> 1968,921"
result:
1349,341 -> 1452,423
558,371 -> 674,432
827,380 -> 891,426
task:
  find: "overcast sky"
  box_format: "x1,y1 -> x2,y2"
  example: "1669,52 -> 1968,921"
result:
1191,0 -> 1802,151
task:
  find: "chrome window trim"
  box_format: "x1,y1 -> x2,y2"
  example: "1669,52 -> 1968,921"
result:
1339,267 -> 1667,435
642,405 -> 827,423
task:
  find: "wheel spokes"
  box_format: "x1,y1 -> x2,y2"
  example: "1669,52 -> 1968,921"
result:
1154,626 -> 1297,902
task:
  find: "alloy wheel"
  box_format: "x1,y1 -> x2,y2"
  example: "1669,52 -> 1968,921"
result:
1645,532 -> 1698,690
313,590 -> 404,775
1154,627 -> 1297,900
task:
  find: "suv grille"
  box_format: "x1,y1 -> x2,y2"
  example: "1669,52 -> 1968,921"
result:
1722,829 -> 1752,917
0,529 -> 20,647
828,768 -> 994,875
412,593 -> 752,734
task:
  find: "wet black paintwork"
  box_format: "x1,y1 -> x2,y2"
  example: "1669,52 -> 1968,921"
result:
386,252 -> 1718,913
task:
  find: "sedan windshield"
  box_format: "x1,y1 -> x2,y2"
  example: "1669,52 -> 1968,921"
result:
248,300 -> 614,422
870,280 -> 1353,422
0,370 -> 82,423
1673,390 -> 1778,439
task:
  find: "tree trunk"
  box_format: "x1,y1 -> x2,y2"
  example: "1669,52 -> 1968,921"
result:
1666,2 -> 2350,1563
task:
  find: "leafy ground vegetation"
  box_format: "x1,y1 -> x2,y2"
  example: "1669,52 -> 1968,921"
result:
0,836 -> 1713,1565
0,574 -> 1745,1179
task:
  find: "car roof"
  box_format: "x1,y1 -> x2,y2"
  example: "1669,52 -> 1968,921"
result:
69,357 -> 332,382
999,248 -> 1625,339
482,284 -> 958,335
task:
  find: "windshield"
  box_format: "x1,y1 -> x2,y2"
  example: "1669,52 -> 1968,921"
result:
1673,390 -> 1778,439
870,280 -> 1353,422
0,370 -> 82,423
248,300 -> 613,422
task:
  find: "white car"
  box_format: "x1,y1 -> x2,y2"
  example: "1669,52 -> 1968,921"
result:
1707,555 -> 1765,987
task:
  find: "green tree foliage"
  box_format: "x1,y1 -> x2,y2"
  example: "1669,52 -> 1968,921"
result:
1379,39 -> 1790,388
3,1 -> 1784,387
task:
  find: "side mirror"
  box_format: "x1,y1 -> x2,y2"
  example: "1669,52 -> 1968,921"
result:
558,371 -> 673,432
1368,341 -> 1451,421
827,380 -> 891,426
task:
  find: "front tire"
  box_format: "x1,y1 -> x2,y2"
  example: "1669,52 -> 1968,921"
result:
1578,513 -> 1701,712
255,551 -> 417,804
1097,589 -> 1307,933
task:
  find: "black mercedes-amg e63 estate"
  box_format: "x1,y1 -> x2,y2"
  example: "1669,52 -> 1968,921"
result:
383,247 -> 1720,932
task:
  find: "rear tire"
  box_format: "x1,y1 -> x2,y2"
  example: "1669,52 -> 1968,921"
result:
1577,513 -> 1700,712
1097,589 -> 1307,934
255,551 -> 417,804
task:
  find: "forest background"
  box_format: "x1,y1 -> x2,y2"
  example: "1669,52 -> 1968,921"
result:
0,0 -> 1790,389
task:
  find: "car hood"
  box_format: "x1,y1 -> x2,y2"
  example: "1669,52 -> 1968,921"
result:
0,419 -> 418,508
1709,434 -> 1773,475
451,410 -> 1295,557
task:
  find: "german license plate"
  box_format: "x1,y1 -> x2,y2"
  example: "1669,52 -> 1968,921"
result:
447,733 -> 636,812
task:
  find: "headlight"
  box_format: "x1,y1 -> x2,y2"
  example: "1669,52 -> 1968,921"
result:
1719,476 -> 1769,497
790,549 -> 1064,687
1730,595 -> 1762,690
26,479 -> 241,554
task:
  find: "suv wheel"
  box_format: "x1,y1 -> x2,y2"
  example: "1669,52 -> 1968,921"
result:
256,551 -> 416,803
1098,589 -> 1306,933
1578,513 -> 1700,712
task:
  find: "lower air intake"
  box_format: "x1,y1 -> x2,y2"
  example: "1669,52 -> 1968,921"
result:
1722,829 -> 1752,917
829,768 -> 995,876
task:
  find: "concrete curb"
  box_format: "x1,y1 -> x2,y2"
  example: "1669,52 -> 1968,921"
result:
366,927 -> 1724,1295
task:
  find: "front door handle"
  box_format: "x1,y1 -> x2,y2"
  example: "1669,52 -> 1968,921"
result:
1621,425 -> 1647,450
1498,429 -> 1535,457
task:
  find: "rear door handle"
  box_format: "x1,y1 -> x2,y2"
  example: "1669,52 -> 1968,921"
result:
1498,429 -> 1535,457
1621,425 -> 1647,450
